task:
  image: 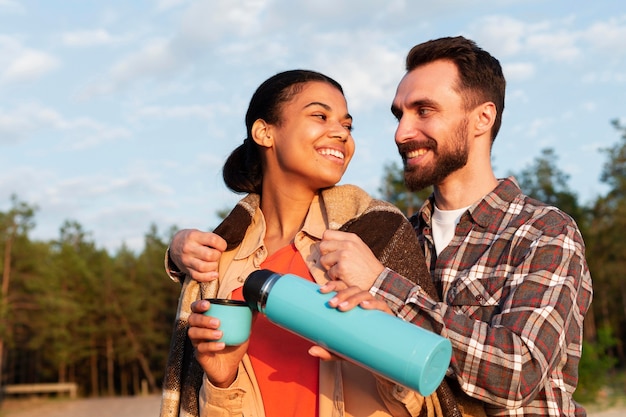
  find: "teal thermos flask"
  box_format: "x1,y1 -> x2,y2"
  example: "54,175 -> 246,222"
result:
243,269 -> 452,396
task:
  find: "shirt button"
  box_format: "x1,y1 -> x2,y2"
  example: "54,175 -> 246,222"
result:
476,295 -> 484,303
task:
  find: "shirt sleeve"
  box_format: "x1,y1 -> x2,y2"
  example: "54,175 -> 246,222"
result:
371,223 -> 592,409
198,369 -> 248,417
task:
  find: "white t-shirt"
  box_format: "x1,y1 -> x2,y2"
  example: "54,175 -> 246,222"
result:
431,205 -> 470,255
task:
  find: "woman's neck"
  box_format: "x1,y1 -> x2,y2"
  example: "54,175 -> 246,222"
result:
260,185 -> 316,256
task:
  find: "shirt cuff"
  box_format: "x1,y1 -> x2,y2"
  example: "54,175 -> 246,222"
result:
164,247 -> 186,282
369,267 -> 391,296
370,267 -> 420,315
199,372 -> 247,414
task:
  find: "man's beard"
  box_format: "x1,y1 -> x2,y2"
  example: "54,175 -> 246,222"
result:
399,119 -> 469,192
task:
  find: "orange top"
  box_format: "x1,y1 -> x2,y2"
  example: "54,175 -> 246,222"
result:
232,243 -> 318,417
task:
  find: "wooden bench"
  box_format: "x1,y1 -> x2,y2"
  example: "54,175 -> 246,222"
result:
2,382 -> 78,398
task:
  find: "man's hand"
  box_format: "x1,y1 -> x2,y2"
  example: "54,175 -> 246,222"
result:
319,230 -> 385,290
169,229 -> 227,282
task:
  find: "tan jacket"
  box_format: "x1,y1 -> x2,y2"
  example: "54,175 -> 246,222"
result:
198,188 -> 426,417
160,185 -> 472,417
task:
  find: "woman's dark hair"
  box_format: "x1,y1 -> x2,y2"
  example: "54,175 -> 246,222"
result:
222,70 -> 344,194
405,36 -> 506,142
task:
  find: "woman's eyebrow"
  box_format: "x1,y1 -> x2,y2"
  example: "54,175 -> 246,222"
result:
304,101 -> 352,121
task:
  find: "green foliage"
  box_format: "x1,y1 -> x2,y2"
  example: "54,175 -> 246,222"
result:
378,161 -> 431,217
575,326 -> 619,403
0,212 -> 179,396
600,119 -> 626,196
510,148 -> 588,229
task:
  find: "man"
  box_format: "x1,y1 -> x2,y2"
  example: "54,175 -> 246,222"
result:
167,37 -> 593,416
318,36 -> 593,416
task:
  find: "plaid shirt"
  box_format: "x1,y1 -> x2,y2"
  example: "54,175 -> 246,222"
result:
371,177 -> 593,417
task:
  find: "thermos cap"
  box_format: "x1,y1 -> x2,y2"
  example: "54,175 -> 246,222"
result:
243,269 -> 281,311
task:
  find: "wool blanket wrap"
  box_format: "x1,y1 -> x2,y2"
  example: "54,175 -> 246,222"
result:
160,185 -> 482,417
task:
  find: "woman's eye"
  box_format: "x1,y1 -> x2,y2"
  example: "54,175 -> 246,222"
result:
314,113 -> 327,120
344,124 -> 353,132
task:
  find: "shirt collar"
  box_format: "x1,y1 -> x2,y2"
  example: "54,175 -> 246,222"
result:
419,176 -> 522,228
233,194 -> 327,260
468,177 -> 522,228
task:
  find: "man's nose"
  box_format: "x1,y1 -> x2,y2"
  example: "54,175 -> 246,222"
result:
394,116 -> 416,144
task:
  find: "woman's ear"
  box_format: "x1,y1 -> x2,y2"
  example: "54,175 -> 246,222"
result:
473,102 -> 496,138
251,119 -> 273,148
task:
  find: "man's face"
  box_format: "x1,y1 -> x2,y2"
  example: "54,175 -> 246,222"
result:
391,60 -> 470,192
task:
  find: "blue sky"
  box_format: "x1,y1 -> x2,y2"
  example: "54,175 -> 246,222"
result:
1,0 -> 625,252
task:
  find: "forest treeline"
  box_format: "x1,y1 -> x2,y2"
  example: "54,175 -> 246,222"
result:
1,120 -> 626,403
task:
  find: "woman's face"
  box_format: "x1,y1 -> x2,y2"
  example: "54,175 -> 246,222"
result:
263,81 -> 355,192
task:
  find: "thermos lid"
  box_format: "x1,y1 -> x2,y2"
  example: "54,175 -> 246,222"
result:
243,269 -> 278,311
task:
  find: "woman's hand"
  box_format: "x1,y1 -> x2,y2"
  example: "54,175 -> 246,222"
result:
319,230 -> 385,290
188,300 -> 249,388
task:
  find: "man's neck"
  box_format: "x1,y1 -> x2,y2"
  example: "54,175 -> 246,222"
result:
433,169 -> 498,210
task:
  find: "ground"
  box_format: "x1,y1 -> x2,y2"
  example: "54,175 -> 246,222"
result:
0,394 -> 624,416
0,395 -> 160,417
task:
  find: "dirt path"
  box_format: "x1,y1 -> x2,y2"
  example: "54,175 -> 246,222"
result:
1,395 -> 624,417
0,395 -> 161,417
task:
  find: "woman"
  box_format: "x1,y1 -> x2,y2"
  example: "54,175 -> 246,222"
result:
160,70 -> 461,417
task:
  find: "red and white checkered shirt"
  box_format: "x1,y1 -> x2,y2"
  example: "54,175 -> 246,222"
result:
371,177 -> 593,417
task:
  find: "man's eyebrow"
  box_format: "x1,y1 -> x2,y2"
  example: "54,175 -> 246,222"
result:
391,98 -> 438,115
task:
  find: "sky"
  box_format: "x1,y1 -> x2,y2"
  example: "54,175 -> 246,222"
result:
1,0 -> 625,253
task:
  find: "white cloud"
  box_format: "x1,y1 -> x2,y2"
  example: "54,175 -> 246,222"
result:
1,48 -> 60,83
470,15 -> 528,57
583,17 -> 626,54
0,0 -> 24,13
178,0 -> 267,43
0,103 -> 63,142
62,29 -> 124,47
77,0 -> 278,99
503,62 -> 535,81
526,31 -> 581,61
156,0 -> 190,12
135,104 -> 217,120
470,15 -> 585,62
507,115 -> 557,143
303,31 -> 405,112
582,70 -> 626,84
79,38 -> 180,98
0,102 -> 130,147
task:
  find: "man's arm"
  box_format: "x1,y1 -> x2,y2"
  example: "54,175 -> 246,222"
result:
165,229 -> 226,282
371,226 -> 593,408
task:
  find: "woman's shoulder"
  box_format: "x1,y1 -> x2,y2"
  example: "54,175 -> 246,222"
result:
321,184 -> 407,223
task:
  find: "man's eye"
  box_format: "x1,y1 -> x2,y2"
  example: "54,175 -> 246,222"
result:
344,124 -> 353,132
418,108 -> 431,116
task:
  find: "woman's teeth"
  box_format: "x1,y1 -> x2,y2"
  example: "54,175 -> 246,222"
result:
319,148 -> 344,160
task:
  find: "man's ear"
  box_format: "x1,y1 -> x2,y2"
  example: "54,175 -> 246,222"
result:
251,119 -> 273,148
473,102 -> 496,138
